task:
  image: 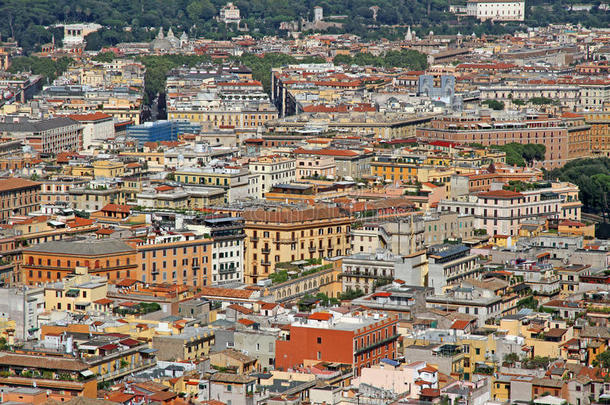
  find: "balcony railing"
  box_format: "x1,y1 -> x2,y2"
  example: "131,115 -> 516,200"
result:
98,359 -> 156,382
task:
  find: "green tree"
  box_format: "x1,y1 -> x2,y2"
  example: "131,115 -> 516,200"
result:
482,100 -> 505,110
8,56 -> 73,84
549,158 -> 610,220
593,349 -> 610,368
495,143 -> 545,167
93,51 -> 115,62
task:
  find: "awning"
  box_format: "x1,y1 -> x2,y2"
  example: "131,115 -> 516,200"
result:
80,370 -> 94,377
139,348 -> 158,354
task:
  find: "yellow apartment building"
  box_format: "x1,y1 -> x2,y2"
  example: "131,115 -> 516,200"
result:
93,160 -> 125,178
44,267 -> 108,313
168,108 -> 278,130
119,151 -> 165,172
585,111 -> 610,156
371,159 -> 419,183
242,207 -> 351,284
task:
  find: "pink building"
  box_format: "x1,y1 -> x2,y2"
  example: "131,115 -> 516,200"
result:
296,156 -> 336,180
357,360 -> 438,397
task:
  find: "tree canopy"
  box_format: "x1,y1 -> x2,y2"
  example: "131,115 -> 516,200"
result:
549,158 -> 610,220
494,143 -> 545,167
0,0 -> 606,54
333,49 -> 428,70
8,56 -> 73,84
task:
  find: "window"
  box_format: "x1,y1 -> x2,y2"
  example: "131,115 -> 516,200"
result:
317,337 -> 322,344
317,351 -> 321,360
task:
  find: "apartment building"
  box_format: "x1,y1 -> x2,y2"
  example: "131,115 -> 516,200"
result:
0,117 -> 83,153
427,244 -> 481,294
0,352 -> 97,398
248,156 -> 296,198
165,64 -> 278,131
0,178 -> 41,220
185,215 -> 246,285
152,327 -> 215,361
39,177 -> 89,205
480,81 -> 609,111
293,148 -> 374,179
135,232 -> 213,287
439,187 -> 569,237
371,156 -> 419,183
296,156 -> 336,180
341,250 -> 427,294
69,184 -> 122,212
44,271 -> 108,313
174,166 -> 254,203
275,311 -> 399,376
586,111 -> 610,156
423,211 -> 476,246
425,285 -> 503,326
417,116 -> 583,169
67,112 -> 115,150
242,207 -> 351,284
22,238 -> 137,284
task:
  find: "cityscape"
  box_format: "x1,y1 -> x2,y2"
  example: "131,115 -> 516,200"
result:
0,1 -> 608,405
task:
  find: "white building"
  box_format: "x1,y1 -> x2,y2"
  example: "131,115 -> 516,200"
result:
219,2 -> 241,24
313,6 -> 324,22
296,156 -> 336,180
439,188 -> 566,237
248,156 -> 296,198
466,0 -> 525,21
67,112 -> 115,150
187,216 -> 245,286
61,23 -> 102,51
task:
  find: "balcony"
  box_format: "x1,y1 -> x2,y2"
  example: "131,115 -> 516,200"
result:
261,260 -> 271,266
355,334 -> 400,355
98,359 -> 157,382
308,247 -> 316,252
261,247 -> 271,254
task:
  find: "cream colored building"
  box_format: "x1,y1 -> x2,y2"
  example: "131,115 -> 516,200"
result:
467,0 -> 525,21
248,156 -> 296,198
44,267 -> 108,313
243,207 -> 352,284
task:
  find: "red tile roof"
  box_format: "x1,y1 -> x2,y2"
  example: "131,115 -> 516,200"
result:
450,320 -> 471,330
0,178 -> 40,192
237,318 -> 255,326
420,365 -> 438,373
308,312 -> 333,321
478,189 -> 523,198
429,140 -> 458,148
102,203 -> 130,214
67,217 -> 95,228
228,304 -> 253,314
293,147 -> 359,157
67,112 -> 112,122
94,298 -> 113,305
560,220 -> 586,227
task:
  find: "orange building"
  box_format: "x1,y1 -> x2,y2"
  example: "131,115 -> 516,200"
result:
0,178 -> 41,221
0,352 -> 97,398
275,311 -> 399,376
133,233 -> 213,287
22,238 -> 137,284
